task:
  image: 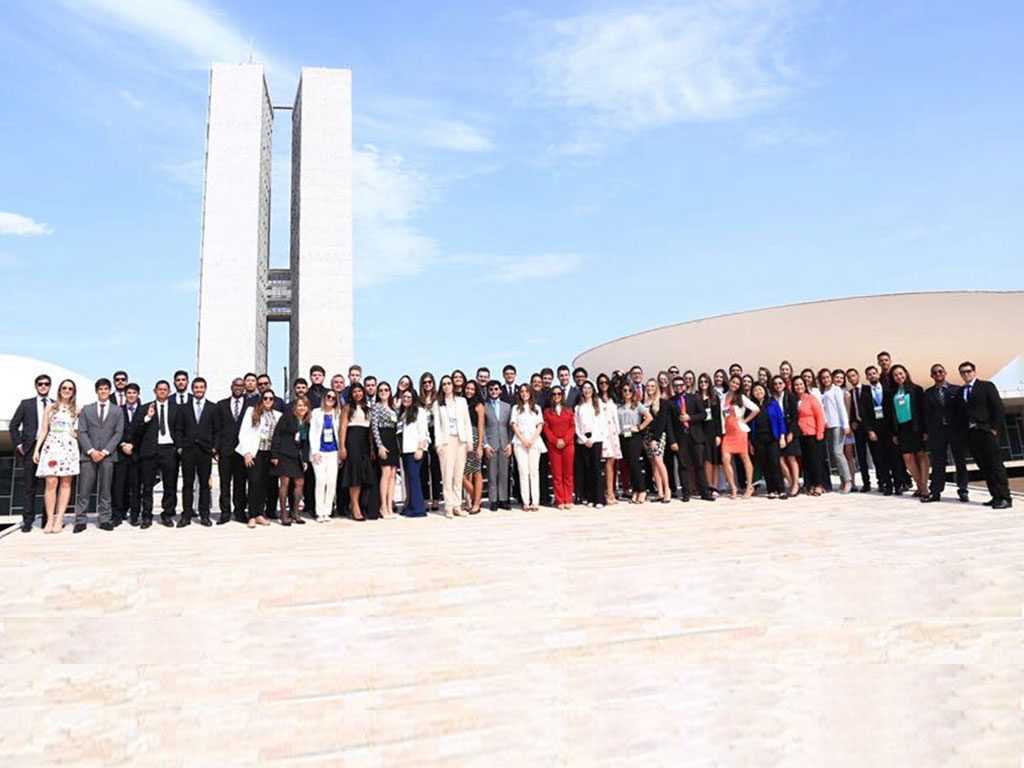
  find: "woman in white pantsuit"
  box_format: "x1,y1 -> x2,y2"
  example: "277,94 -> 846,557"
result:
510,383 -> 547,510
431,376 -> 473,518
309,390 -> 342,522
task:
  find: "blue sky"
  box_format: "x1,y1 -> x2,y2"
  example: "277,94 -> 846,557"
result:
1,0 -> 1021,391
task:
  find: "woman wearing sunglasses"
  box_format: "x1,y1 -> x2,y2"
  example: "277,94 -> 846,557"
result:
236,389 -> 281,527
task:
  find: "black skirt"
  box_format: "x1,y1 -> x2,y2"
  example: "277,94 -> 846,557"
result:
377,427 -> 399,467
781,435 -> 802,458
271,455 -> 304,478
897,422 -> 923,454
341,425 -> 376,486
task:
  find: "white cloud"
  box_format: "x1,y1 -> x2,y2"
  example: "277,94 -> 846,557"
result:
59,0 -> 288,77
469,253 -> 585,283
0,212 -> 53,236
353,146 -> 441,285
119,89 -> 144,110
745,121 -> 832,148
359,100 -> 493,153
532,1 -> 800,130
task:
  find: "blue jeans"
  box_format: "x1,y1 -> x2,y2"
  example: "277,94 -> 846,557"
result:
402,453 -> 426,516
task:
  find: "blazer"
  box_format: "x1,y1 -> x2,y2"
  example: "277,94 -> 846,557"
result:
542,405 -> 576,447
718,394 -> 760,434
119,402 -> 145,462
884,384 -> 926,435
858,383 -> 891,435
563,386 -> 581,409
690,395 -> 723,444
482,398 -> 513,450
645,399 -> 674,441
133,400 -> 178,458
76,400 -> 124,462
309,408 -> 342,455
962,379 -> 1005,433
923,383 -> 967,437
574,400 -> 608,444
271,414 -> 310,463
664,393 -> 710,444
173,399 -> 218,453
214,396 -> 248,455
432,397 -> 474,447
9,395 -> 44,453
398,408 -> 431,454
236,407 -> 280,458
498,382 -> 518,405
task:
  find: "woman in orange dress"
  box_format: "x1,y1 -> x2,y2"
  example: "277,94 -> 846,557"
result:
719,375 -> 760,499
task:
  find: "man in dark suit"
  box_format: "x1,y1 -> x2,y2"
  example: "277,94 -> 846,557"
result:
307,365 -> 326,408
958,361 -> 1011,509
255,373 -> 286,411
112,382 -> 145,526
665,375 -> 713,501
242,372 -> 259,405
921,363 -> 970,503
170,369 -> 193,409
111,370 -> 130,407
9,373 -> 53,531
499,364 -> 518,404
133,380 -> 178,527
858,365 -> 896,495
214,377 -> 248,524
173,376 -> 218,526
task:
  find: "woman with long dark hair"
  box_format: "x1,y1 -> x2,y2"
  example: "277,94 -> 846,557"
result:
510,383 -> 547,510
719,375 -> 760,499
461,379 -> 485,514
696,373 -> 723,497
543,385 -> 576,509
339,382 -> 374,521
793,377 -> 826,496
432,375 -> 473,517
596,373 -> 622,504
887,364 -> 929,497
309,389 -> 341,522
770,375 -> 801,496
751,382 -> 786,499
397,389 -> 431,517
617,382 -> 652,504
418,372 -> 442,511
371,381 -> 400,519
271,395 -> 311,525
451,369 -> 467,397
237,388 -> 280,527
574,381 -> 607,507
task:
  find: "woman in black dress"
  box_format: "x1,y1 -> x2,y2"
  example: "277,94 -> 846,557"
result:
271,396 -> 311,526
371,381 -> 400,519
696,373 -> 723,498
886,364 -> 929,497
418,372 -> 442,511
770,375 -> 801,496
340,383 -> 375,521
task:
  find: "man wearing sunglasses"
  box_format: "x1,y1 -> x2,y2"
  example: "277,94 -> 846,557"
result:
9,373 -> 53,531
958,362 -> 1011,509
112,370 -> 130,407
921,364 -> 969,504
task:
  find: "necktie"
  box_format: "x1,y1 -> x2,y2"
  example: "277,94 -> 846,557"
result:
964,383 -> 972,401
679,396 -> 689,431
118,393 -> 124,406
196,401 -> 202,420
159,403 -> 166,436
939,386 -> 946,405
99,403 -> 106,422
180,394 -> 185,405
129,406 -> 135,422
233,399 -> 240,420
41,397 -> 48,407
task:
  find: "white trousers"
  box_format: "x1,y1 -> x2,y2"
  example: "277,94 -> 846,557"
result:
312,453 -> 339,518
513,444 -> 542,506
439,435 -> 467,512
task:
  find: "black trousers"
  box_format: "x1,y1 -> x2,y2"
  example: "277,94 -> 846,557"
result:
620,434 -> 645,493
852,425 -> 871,487
141,445 -> 179,519
335,460 -> 350,516
218,450 -> 248,519
538,451 -> 552,505
420,438 -> 442,505
18,446 -> 41,524
112,457 -> 141,523
303,464 -> 316,515
968,427 -> 1010,502
866,429 -> 895,490
756,438 -> 785,494
928,427 -> 969,496
573,441 -> 586,502
678,433 -> 706,497
246,450 -> 274,519
664,445 -> 679,495
180,446 -> 213,518
580,442 -> 606,505
799,435 -> 823,487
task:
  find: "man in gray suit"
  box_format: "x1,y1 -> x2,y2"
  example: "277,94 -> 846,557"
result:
483,381 -> 513,511
73,378 -> 124,533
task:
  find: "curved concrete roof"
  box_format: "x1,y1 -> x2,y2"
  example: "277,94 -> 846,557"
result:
574,291 -> 1024,384
0,354 -> 94,452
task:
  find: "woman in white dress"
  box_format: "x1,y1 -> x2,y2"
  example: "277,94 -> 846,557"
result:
33,379 -> 80,533
510,384 -> 547,511
596,374 -> 622,505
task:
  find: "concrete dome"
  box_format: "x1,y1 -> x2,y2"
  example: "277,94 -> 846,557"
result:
574,291 -> 1024,388
0,354 -> 95,452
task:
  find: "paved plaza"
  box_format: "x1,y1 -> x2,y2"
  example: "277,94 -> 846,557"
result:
2,492 -> 1022,766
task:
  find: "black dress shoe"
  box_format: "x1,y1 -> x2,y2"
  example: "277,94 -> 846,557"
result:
489,502 -> 498,512
700,492 -> 716,502
161,515 -> 174,527
129,516 -> 140,527
217,515 -> 232,525
983,499 -> 997,507
957,490 -> 969,503
499,502 -> 512,510
920,494 -> 940,503
176,517 -> 192,528
681,495 -> 691,503
992,499 -> 1012,510
98,522 -> 114,531
141,518 -> 153,529
859,485 -> 872,493
20,521 -> 32,533
73,523 -> 87,534
199,516 -> 212,527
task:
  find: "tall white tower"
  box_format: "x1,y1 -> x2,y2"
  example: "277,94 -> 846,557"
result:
197,63 -> 353,397
196,63 -> 272,395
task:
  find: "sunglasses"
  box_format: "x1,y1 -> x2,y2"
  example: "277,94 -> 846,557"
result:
262,396 -> 275,402
114,377 -> 127,382
36,382 -> 51,387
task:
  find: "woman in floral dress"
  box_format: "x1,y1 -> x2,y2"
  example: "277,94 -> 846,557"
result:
33,379 -> 80,533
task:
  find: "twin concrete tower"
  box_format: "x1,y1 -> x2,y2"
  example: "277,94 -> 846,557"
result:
197,63 -> 353,397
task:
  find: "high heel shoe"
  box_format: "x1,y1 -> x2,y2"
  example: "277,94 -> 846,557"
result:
743,485 -> 754,499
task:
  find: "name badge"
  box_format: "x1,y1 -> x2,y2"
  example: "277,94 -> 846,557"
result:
896,394 -> 906,407
294,430 -> 301,444
705,408 -> 712,420
449,416 -> 458,432
623,428 -> 633,438
322,431 -> 335,444
51,421 -> 67,435
873,405 -> 884,419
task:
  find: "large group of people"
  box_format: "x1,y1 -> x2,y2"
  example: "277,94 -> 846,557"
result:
8,351 -> 1014,535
